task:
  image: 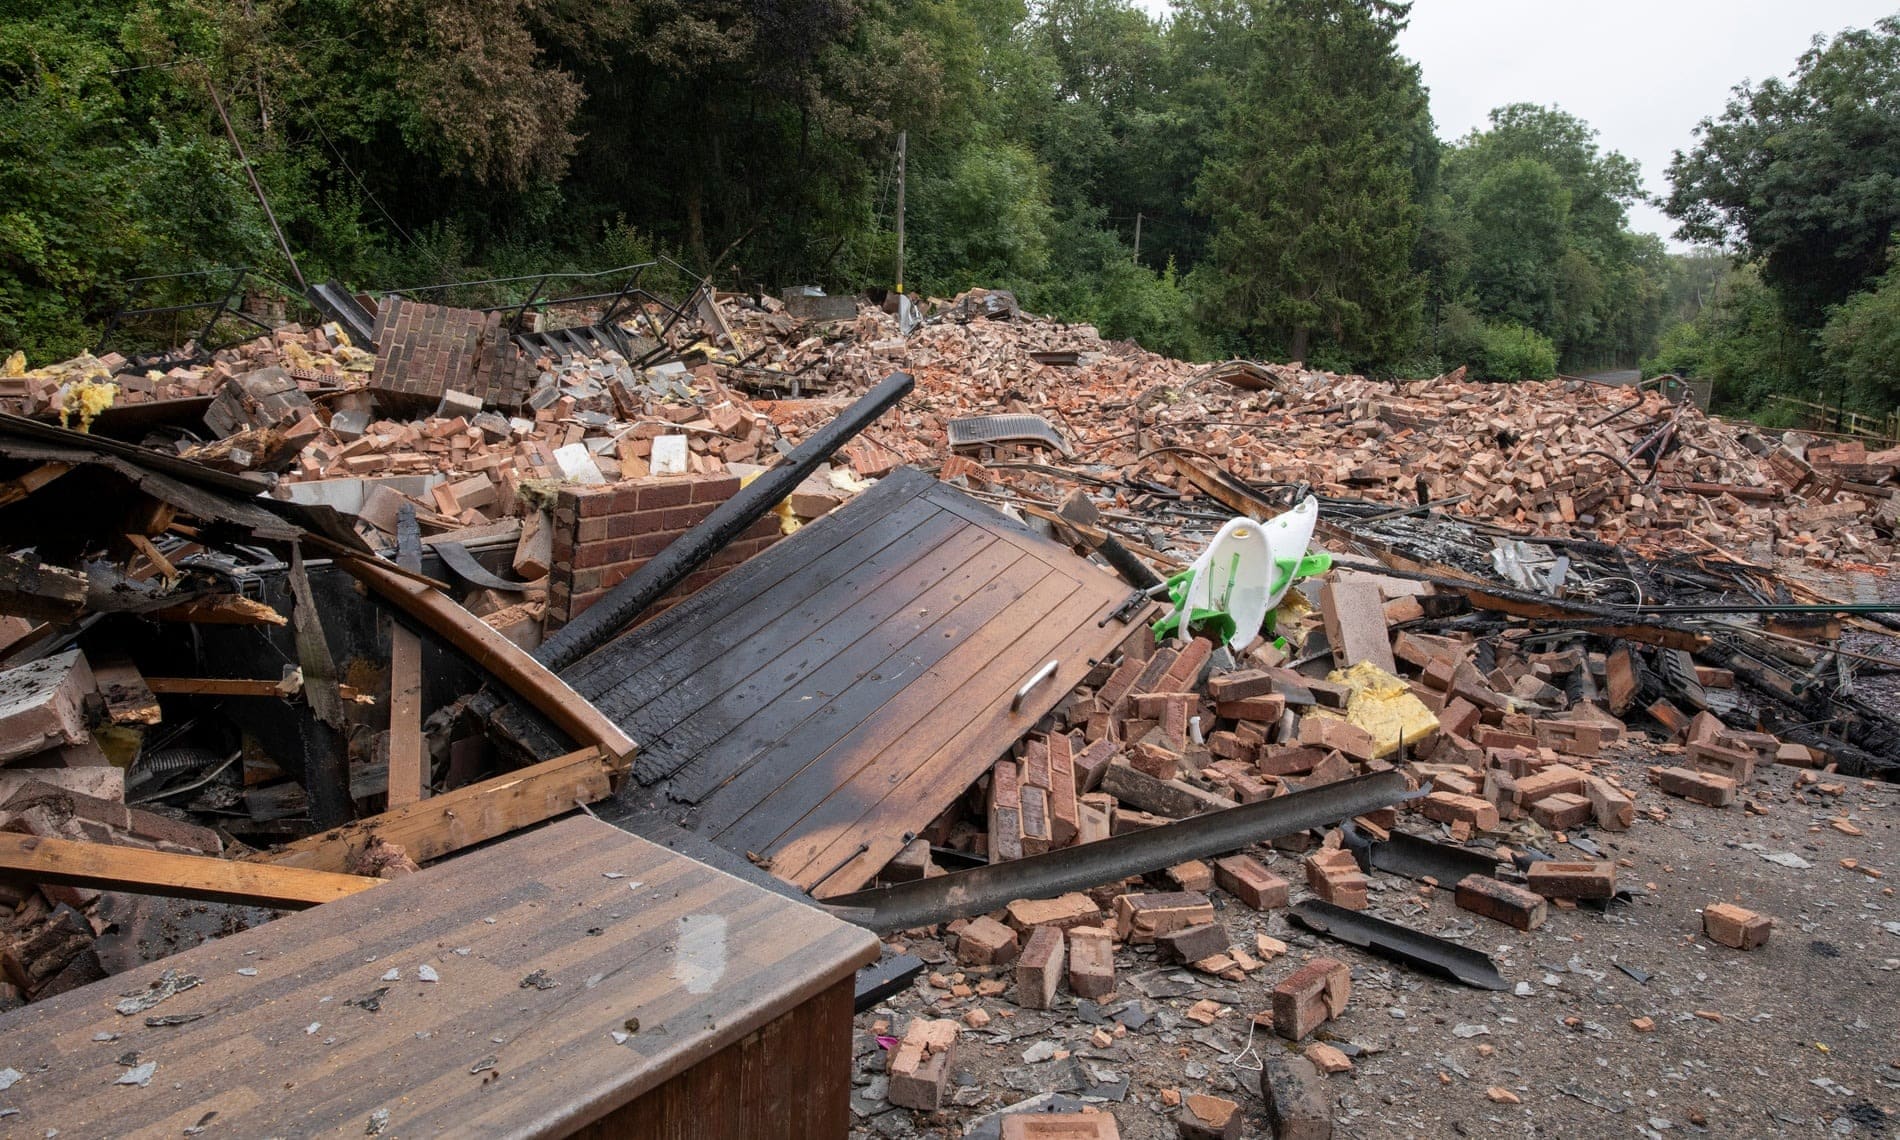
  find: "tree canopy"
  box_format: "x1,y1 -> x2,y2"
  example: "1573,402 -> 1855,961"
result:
5,0 -> 1863,401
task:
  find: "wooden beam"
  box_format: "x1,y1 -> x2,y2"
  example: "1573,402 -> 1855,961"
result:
0,832 -> 379,909
251,746 -> 625,873
386,629 -> 425,807
0,552 -> 87,622
334,553 -> 636,764
151,595 -> 287,626
0,462 -> 72,508
147,677 -> 291,697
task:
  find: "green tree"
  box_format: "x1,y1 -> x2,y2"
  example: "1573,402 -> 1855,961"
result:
1438,104 -> 1665,370
1819,241 -> 1900,412
1643,261 -> 1802,411
1666,17 -> 1900,327
1190,0 -> 1427,368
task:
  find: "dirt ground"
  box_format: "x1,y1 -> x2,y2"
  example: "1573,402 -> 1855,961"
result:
849,754 -> 1900,1138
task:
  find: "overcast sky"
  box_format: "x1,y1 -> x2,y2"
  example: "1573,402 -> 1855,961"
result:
1129,0 -> 1894,249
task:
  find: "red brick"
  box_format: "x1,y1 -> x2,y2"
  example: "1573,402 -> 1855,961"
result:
1214,855 -> 1290,910
1658,766 -> 1736,807
1215,693 -> 1286,722
1159,637 -> 1214,692
1529,791 -> 1592,830
1304,848 -> 1369,909
1112,891 -> 1214,943
1269,956 -> 1351,1040
1298,716 -> 1378,762
1207,670 -> 1276,701
1005,893 -> 1100,933
957,915 -> 1019,966
1156,921 -> 1229,963
1015,926 -> 1065,1010
1001,1113 -> 1122,1139
1526,860 -> 1616,900
690,474 -> 742,502
1178,1093 -> 1242,1140
636,481 -> 693,510
1066,925 -> 1116,999
888,1018 -> 958,1110
1419,791 -> 1499,831
1455,874 -> 1546,930
1585,775 -> 1634,831
1687,740 -> 1756,785
1702,902 -> 1772,949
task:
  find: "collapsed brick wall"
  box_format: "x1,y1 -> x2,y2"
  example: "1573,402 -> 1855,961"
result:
546,472 -> 782,629
368,299 -> 533,413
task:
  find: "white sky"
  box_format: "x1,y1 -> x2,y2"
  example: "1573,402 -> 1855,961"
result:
1130,0 -> 1895,249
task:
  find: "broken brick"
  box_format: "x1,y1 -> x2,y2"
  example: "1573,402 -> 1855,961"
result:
1067,925 -> 1116,999
957,915 -> 1020,966
1526,860 -> 1616,900
1113,891 -> 1215,944
888,1018 -> 958,1110
1658,766 -> 1737,807
1455,874 -> 1547,931
1702,902 -> 1772,949
1213,854 -> 1291,910
1269,956 -> 1351,1040
1015,925 -> 1064,1010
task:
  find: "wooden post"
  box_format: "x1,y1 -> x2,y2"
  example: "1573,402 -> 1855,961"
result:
894,130 -> 906,295
386,505 -> 426,808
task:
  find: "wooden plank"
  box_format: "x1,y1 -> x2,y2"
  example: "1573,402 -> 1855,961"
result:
0,551 -> 87,622
705,554 -> 1057,841
147,676 -> 291,697
0,461 -> 71,508
0,818 -> 878,1139
150,594 -> 288,626
337,554 -> 636,763
567,470 -> 943,705
681,544 -> 1037,823
123,531 -> 177,580
251,746 -> 621,872
776,581 -> 1131,896
608,508 -> 972,781
385,628 -> 425,807
643,526 -> 1012,795
0,832 -> 378,909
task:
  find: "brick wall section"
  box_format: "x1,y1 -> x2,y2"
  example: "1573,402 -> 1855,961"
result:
369,299 -> 534,413
546,472 -> 783,629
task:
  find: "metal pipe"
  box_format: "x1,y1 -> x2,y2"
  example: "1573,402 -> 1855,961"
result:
828,771 -> 1406,933
535,370 -> 916,671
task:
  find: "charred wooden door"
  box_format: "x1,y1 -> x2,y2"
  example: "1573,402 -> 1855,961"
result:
565,467 -> 1144,898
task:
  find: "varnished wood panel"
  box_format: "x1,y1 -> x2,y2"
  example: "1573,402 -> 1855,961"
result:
0,818 -> 879,1138
578,468 -> 1145,896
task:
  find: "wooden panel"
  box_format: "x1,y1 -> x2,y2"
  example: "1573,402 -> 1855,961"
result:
575,468 -> 1144,897
621,510 -> 983,784
664,533 -> 1024,807
567,977 -> 856,1140
563,469 -> 940,703
0,817 -> 879,1139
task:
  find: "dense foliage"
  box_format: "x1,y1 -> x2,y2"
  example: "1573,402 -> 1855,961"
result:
1658,17 -> 1900,418
0,0 -> 1846,392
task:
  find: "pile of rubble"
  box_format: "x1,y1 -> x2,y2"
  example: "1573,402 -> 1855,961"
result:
0,280 -> 1893,1135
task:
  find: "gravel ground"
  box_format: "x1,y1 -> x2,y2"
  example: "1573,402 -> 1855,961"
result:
849,755 -> 1900,1139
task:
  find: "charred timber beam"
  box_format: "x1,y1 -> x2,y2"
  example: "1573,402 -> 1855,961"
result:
829,771 -> 1406,934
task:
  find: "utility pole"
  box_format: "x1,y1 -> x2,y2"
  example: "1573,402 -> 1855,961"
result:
894,131 -> 907,296
1132,212 -> 1142,264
